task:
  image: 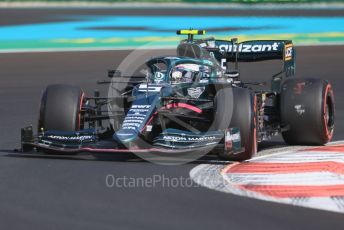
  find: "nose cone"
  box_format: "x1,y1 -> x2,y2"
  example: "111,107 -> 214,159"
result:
113,129 -> 138,143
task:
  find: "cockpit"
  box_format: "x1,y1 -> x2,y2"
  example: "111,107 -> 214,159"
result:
146,57 -> 216,84
170,63 -> 211,83
143,42 -> 224,84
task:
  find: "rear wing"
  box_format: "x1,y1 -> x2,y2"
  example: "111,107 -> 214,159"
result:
202,39 -> 294,72
214,40 -> 293,62
176,30 -> 295,91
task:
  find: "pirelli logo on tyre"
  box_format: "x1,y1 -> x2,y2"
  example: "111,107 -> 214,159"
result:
284,44 -> 293,61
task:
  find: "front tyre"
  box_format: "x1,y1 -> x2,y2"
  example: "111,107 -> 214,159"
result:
213,87 -> 257,161
281,78 -> 335,145
38,84 -> 84,132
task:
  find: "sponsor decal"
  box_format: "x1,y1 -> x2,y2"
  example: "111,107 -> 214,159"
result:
125,115 -> 145,119
122,104 -> 151,130
188,136 -> 216,141
46,134 -> 94,141
294,104 -> 306,115
284,44 -> 293,61
138,84 -> 162,92
131,105 -> 151,109
225,128 -> 241,152
225,130 -> 233,150
187,87 -> 205,99
122,122 -> 141,128
163,136 -> 187,142
226,132 -> 240,142
219,42 -> 279,53
163,135 -> 217,142
153,72 -> 165,83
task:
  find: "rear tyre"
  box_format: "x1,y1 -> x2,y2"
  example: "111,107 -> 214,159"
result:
213,87 -> 257,161
38,84 -> 84,132
281,78 -> 335,145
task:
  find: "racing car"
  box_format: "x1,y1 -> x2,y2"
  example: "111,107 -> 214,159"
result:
20,30 -> 335,161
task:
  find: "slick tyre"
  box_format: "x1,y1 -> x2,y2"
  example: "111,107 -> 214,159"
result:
38,84 -> 84,132
281,78 -> 335,145
214,87 -> 257,161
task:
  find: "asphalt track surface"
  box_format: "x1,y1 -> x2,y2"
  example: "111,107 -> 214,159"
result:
1,8 -> 344,230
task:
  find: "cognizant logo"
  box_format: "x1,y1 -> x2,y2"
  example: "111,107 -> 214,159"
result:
219,42 -> 280,52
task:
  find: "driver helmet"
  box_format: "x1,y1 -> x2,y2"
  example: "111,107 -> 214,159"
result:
171,64 -> 200,83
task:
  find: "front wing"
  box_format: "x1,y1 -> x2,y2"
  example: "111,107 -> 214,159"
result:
19,126 -> 244,157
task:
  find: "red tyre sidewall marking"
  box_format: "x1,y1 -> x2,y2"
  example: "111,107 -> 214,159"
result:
77,92 -> 85,130
323,84 -> 334,142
